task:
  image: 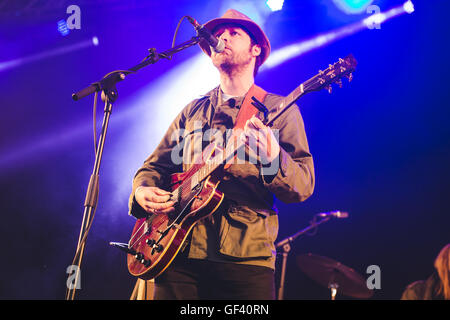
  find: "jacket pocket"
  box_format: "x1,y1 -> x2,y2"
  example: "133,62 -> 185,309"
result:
218,206 -> 278,259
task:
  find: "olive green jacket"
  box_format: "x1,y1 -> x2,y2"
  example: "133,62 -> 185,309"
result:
128,86 -> 314,269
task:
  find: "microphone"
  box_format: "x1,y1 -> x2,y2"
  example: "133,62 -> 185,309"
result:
187,16 -> 225,53
316,211 -> 349,218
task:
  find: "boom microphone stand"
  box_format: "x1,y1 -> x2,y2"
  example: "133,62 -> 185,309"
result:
65,33 -> 202,300
276,211 -> 348,300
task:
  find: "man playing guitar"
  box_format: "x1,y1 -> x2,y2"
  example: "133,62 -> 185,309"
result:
128,9 -> 315,300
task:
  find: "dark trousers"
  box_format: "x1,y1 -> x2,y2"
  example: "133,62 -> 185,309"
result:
154,256 -> 275,300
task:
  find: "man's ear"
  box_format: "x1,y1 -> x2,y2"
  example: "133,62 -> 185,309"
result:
252,44 -> 262,57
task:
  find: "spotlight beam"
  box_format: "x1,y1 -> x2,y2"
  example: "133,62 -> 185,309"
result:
262,1 -> 414,70
0,37 -> 99,72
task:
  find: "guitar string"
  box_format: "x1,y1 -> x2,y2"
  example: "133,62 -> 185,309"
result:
128,173 -> 194,249
129,178 -> 194,250
128,214 -> 159,249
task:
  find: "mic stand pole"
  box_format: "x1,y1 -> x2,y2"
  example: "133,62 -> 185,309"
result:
275,215 -> 331,300
65,87 -> 116,300
66,36 -> 201,300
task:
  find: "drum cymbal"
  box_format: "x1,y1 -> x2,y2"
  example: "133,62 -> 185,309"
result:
296,253 -> 373,299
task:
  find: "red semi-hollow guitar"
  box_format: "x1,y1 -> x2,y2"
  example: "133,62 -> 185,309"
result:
111,55 -> 357,280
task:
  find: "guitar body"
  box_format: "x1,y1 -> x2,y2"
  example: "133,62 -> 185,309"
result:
127,144 -> 225,280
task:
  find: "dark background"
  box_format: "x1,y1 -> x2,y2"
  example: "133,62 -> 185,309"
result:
0,0 -> 448,300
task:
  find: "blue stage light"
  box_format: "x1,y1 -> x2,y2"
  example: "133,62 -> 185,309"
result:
333,0 -> 374,14
57,19 -> 70,36
266,0 -> 284,12
403,0 -> 414,14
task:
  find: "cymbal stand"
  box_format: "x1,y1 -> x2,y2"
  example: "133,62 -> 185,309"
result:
329,283 -> 339,300
328,269 -> 339,300
275,215 -> 331,300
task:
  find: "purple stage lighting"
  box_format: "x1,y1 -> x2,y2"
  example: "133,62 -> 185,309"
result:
57,19 -> 70,36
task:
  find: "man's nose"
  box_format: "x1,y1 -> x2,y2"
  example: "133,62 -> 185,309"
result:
219,31 -> 230,42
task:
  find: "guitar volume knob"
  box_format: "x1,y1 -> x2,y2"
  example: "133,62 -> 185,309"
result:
140,259 -> 151,267
134,253 -> 144,261
151,244 -> 164,255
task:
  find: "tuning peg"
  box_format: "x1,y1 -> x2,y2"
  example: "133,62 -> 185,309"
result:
336,79 -> 343,88
325,85 -> 332,94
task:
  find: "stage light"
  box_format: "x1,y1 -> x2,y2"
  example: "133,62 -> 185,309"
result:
266,0 -> 284,12
333,0 -> 374,14
57,19 -> 70,36
403,1 -> 414,14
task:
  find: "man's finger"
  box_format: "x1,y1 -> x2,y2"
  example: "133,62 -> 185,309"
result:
151,201 -> 175,210
153,188 -> 172,196
155,206 -> 176,215
146,193 -> 171,203
250,116 -> 264,128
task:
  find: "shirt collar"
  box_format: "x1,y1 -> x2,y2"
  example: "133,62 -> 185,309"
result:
199,85 -> 248,109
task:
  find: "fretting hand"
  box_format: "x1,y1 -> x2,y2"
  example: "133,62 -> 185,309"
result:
241,115 -> 280,164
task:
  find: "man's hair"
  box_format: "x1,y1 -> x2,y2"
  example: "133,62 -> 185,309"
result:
249,36 -> 262,77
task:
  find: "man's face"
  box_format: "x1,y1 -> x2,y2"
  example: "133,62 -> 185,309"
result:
211,25 -> 261,75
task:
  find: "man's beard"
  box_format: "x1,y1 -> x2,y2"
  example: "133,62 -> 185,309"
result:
213,47 -> 253,76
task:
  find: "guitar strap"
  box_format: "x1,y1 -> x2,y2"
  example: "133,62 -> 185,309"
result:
224,84 -> 267,170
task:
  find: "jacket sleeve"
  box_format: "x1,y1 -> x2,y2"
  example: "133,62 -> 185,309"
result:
260,101 -> 315,204
127,103 -> 189,217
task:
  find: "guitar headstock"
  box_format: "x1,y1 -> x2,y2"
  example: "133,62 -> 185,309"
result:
306,54 -> 357,94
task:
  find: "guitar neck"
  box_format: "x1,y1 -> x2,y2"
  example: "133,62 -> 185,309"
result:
266,74 -> 319,127
267,54 -> 357,126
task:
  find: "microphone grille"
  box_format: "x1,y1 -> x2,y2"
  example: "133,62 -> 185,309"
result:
213,40 -> 225,53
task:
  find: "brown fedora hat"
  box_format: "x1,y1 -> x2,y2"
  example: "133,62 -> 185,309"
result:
198,9 -> 271,65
